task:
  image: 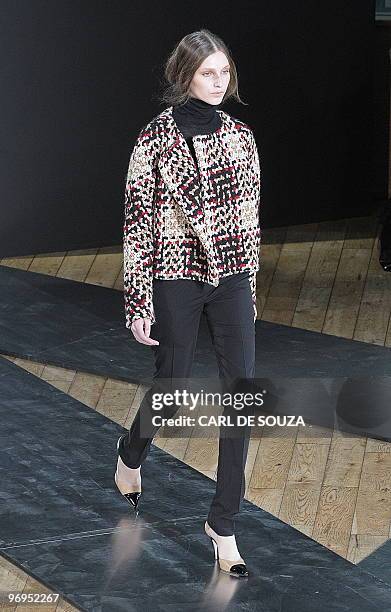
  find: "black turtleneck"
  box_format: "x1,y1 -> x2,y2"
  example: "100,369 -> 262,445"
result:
172,96 -> 222,166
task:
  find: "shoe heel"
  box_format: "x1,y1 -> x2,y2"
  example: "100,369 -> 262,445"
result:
117,434 -> 125,452
211,538 -> 218,560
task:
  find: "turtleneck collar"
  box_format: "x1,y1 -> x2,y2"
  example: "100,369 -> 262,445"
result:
172,96 -> 222,136
174,96 -> 220,123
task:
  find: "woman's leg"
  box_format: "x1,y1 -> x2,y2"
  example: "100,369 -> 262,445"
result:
118,278 -> 204,468
203,272 -> 256,536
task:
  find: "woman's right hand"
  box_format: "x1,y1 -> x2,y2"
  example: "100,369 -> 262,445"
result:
131,318 -> 160,346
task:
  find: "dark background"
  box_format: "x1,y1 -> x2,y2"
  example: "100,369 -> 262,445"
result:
0,0 -> 387,258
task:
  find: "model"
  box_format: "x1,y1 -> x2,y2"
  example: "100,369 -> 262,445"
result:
115,28 -> 261,578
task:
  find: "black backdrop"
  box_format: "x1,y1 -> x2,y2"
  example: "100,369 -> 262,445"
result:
0,1 -> 383,258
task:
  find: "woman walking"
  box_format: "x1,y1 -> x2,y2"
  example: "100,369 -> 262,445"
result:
115,29 -> 261,578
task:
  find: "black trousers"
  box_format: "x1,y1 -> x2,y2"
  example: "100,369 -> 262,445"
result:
118,271 -> 256,536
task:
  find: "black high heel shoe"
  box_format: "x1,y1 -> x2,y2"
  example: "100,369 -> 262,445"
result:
114,434 -> 142,510
204,521 -> 249,578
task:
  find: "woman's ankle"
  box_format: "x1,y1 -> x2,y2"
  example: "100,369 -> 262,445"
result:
118,454 -> 141,470
117,456 -> 141,476
206,519 -> 234,537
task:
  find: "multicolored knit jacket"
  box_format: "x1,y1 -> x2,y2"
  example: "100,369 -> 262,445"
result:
123,105 -> 261,328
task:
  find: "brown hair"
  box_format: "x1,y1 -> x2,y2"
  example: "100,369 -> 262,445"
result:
158,29 -> 247,107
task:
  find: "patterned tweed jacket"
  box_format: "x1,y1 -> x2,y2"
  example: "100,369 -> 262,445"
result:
123,105 -> 261,328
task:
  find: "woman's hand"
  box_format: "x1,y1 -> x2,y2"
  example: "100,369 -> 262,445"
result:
131,318 -> 160,346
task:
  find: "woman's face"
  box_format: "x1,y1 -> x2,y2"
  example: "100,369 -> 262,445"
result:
189,50 -> 230,105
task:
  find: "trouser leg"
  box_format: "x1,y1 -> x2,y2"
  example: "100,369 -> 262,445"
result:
118,278 -> 203,468
204,272 -> 256,536
119,271 -> 256,537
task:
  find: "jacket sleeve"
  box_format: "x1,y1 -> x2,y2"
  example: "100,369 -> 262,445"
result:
123,125 -> 157,328
247,129 -> 261,324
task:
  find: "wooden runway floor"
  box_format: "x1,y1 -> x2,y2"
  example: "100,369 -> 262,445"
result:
1,214 -> 390,610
